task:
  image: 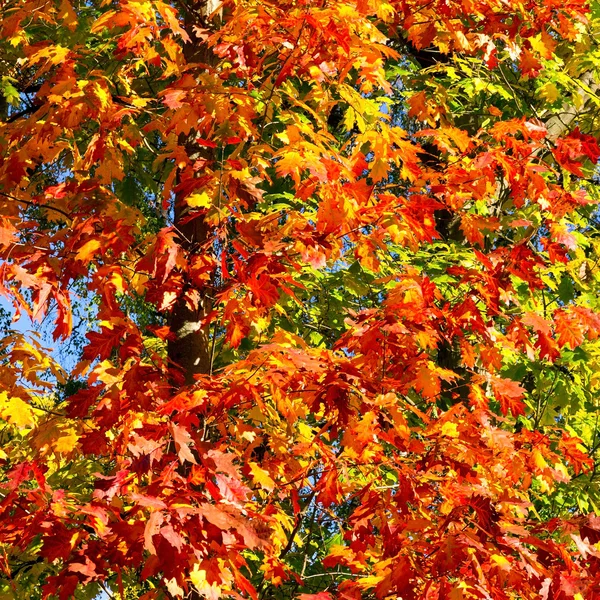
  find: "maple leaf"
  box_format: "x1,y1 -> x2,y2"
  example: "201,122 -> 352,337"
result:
519,48 -> 543,77
144,510 -> 164,555
82,325 -> 127,360
41,524 -> 77,562
248,461 -> 275,491
370,158 -> 389,182
566,127 -> 600,163
459,214 -> 500,247
0,219 -> 17,248
0,391 -> 35,427
490,376 -> 526,416
414,362 -> 441,398
247,274 -> 280,306
468,384 -> 488,411
554,310 -> 586,349
57,0 -> 78,31
522,312 -> 552,336
558,434 -> 593,475
170,422 -> 197,464
31,421 -> 79,456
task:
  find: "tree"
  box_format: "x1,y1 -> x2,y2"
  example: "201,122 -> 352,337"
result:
1,0 -> 600,598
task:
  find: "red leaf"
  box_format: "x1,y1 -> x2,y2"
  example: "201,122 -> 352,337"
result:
490,376 -> 525,416
554,310 -> 586,349
247,274 -> 279,306
170,423 -> 197,464
82,325 -> 127,361
0,219 -> 17,248
559,434 -> 593,475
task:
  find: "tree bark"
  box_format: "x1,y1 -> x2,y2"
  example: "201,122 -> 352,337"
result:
167,0 -> 221,386
165,2 -> 221,596
167,207 -> 213,384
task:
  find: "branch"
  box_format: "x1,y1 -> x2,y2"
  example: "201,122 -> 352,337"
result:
544,72 -> 600,140
5,104 -> 38,123
0,190 -> 72,221
279,488 -> 317,560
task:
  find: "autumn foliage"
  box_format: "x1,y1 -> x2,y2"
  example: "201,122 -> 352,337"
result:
2,0 -> 600,598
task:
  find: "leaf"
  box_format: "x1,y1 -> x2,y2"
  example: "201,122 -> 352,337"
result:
75,239 -> 102,262
0,391 -> 35,427
554,311 -> 586,349
459,214 -> 500,247
490,376 -> 526,416
490,554 -> 511,570
0,219 -> 17,248
370,158 -> 389,182
0,77 -> 20,106
170,423 -> 197,464
160,524 -> 185,551
52,427 -> 79,454
522,312 -> 552,336
144,511 -> 164,555
186,191 -> 212,208
559,434 -> 593,475
248,461 -> 275,491
31,421 -> 79,456
57,0 -> 78,31
247,274 -> 279,306
539,82 -> 559,103
82,325 -> 127,360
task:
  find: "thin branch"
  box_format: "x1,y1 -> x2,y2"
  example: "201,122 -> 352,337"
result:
0,190 -> 72,221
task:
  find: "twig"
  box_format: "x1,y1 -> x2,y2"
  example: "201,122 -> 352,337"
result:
0,190 -> 72,221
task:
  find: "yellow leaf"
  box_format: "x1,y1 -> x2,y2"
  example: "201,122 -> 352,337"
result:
357,575 -> 386,589
529,32 -> 555,59
297,421 -> 314,441
117,139 -> 135,154
53,427 -> 79,455
190,566 -> 207,587
275,131 -> 290,144
344,107 -> 356,132
186,192 -> 212,208
532,449 -> 548,470
131,97 -> 150,108
490,554 -> 511,570
375,2 -> 395,22
441,421 -> 459,438
0,392 -> 35,427
31,421 -> 79,456
108,270 -> 126,293
539,82 -> 559,103
249,461 -> 275,491
29,45 -> 70,68
275,151 -> 304,186
9,33 -> 26,46
92,82 -> 111,110
76,239 -> 101,261
190,564 -> 221,598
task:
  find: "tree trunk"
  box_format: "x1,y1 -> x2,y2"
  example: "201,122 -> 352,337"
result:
167,207 -> 213,384
167,0 -> 221,386
166,2 -> 221,596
